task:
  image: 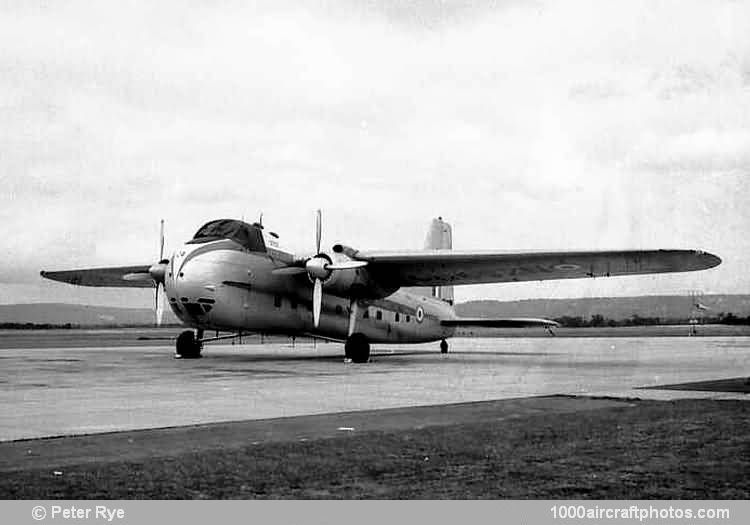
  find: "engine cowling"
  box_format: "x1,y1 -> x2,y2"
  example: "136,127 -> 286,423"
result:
319,251 -> 396,299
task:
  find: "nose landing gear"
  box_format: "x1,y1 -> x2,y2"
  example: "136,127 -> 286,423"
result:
175,329 -> 203,359
440,339 -> 449,354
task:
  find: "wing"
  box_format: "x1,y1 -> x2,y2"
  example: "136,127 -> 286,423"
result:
40,265 -> 155,288
353,249 -> 721,287
441,317 -> 558,328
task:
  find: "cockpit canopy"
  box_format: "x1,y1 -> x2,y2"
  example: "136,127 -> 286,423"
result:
188,219 -> 267,252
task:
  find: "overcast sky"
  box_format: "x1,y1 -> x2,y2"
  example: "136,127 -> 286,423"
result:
1,0 -> 748,307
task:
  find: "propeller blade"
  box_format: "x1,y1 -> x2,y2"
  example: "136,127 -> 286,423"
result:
313,277 -> 322,328
315,209 -> 322,254
326,261 -> 368,270
271,266 -> 307,276
159,219 -> 165,261
155,283 -> 165,327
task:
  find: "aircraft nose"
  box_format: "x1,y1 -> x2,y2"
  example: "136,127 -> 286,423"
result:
168,263 -> 217,319
171,265 -> 207,300
167,248 -> 216,302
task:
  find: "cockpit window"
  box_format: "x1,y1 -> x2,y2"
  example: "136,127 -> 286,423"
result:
188,219 -> 267,252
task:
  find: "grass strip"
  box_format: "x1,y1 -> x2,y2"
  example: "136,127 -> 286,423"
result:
1,399 -> 748,499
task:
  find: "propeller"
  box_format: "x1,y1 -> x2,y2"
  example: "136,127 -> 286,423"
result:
120,220 -> 169,326
303,210 -> 367,328
148,219 -> 168,327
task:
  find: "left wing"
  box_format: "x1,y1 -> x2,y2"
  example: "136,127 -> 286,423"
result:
352,249 -> 721,287
40,265 -> 155,288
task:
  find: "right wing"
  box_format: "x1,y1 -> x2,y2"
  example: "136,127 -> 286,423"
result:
351,249 -> 721,287
40,265 -> 155,288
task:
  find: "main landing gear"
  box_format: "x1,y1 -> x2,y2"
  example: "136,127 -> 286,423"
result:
175,329 -> 203,359
345,333 -> 370,363
440,339 -> 449,354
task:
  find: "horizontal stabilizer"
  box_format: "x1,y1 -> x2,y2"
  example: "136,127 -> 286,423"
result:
441,317 -> 559,328
40,266 -> 155,288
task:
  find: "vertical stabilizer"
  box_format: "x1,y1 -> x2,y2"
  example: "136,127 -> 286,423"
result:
425,217 -> 452,251
406,217 -> 454,304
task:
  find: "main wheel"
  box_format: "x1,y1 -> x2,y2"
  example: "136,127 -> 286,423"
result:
345,333 -> 370,363
175,330 -> 202,359
440,339 -> 449,354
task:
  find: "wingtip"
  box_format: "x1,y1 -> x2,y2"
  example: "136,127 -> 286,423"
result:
699,251 -> 722,269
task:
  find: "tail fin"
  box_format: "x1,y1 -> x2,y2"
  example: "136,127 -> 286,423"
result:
425,217 -> 452,251
407,217 -> 454,304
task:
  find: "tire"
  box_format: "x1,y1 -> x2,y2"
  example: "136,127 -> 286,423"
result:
440,339 -> 449,354
345,333 -> 370,363
176,330 -> 202,359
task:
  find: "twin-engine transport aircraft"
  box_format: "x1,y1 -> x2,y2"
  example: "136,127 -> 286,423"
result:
41,212 -> 721,362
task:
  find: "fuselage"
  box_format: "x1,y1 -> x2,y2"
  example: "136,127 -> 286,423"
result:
164,231 -> 456,344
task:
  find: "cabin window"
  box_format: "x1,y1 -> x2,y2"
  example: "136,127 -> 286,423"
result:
335,305 -> 343,315
406,315 -> 411,323
274,295 -> 282,308
376,310 -> 382,320
395,313 -> 400,322
363,310 -> 369,319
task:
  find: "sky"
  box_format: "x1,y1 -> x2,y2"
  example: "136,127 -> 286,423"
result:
1,0 -> 749,308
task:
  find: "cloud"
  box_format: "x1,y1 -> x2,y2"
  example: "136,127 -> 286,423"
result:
0,0 -> 748,302
633,128 -> 750,174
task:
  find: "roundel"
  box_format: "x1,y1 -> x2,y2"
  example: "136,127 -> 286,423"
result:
415,305 -> 425,323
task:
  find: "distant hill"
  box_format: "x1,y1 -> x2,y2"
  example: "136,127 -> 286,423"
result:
0,303 -> 179,326
2,295 -> 749,327
455,295 -> 750,321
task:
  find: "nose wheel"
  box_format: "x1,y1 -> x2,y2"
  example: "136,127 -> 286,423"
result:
175,329 -> 203,359
440,339 -> 449,354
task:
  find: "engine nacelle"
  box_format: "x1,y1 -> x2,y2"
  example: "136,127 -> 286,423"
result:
321,250 -> 396,299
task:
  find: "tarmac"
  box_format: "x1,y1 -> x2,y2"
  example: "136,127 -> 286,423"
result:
1,333 -> 748,442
